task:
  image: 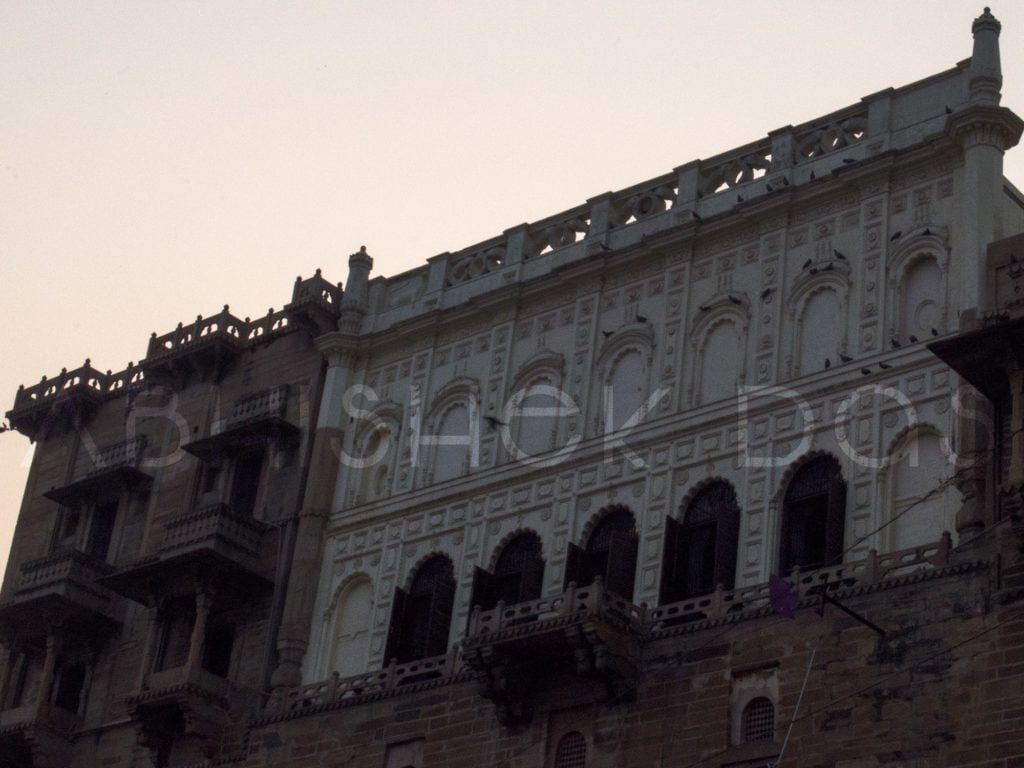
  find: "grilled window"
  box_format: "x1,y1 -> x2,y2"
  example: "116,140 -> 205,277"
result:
554,731 -> 587,768
741,697 -> 775,743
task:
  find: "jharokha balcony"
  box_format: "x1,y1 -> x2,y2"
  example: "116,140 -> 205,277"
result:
0,548 -> 121,642
264,535 -> 967,728
463,578 -> 644,725
100,502 -> 272,604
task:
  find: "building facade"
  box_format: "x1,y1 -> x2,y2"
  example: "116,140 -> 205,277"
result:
4,9 -> 1024,768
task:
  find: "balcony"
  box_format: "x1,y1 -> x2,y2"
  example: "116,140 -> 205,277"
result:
126,665 -> 234,763
6,361 -> 109,440
284,269 -> 342,335
100,503 -> 272,604
0,700 -> 79,768
142,306 -> 246,382
0,549 -> 120,642
43,436 -> 150,506
462,579 -> 643,725
182,386 -> 299,461
265,651 -> 463,718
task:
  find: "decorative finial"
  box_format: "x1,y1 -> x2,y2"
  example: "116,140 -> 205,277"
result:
223,304 -> 229,312
315,267 -> 322,276
84,358 -> 91,366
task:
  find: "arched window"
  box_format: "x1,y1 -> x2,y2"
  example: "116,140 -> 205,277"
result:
888,428 -> 953,549
899,256 -> 943,341
780,456 -> 846,573
470,532 -> 544,612
565,506 -> 638,601
511,379 -> 560,459
741,697 -> 775,743
698,321 -> 742,405
661,481 -> 740,603
384,556 -> 456,664
329,578 -> 373,678
797,289 -> 842,375
431,404 -> 471,484
554,731 -> 587,768
608,350 -> 646,431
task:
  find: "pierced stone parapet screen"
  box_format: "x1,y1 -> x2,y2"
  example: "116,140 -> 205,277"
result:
795,110 -> 867,160
447,244 -> 506,286
699,145 -> 773,196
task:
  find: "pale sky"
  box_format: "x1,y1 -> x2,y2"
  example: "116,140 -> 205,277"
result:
2,1 -> 1022,577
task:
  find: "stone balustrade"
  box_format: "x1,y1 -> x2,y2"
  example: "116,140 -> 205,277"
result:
270,534 -> 958,720
159,503 -> 268,560
16,547 -> 116,593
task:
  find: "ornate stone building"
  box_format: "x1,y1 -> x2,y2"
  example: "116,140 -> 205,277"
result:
4,9 -> 1024,768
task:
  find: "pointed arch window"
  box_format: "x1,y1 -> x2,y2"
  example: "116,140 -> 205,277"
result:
385,556 -> 456,664
660,481 -> 740,604
780,456 -> 846,573
564,506 -> 638,601
470,532 -> 544,613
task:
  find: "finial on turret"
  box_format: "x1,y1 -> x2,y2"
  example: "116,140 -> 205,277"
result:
970,6 -> 1002,105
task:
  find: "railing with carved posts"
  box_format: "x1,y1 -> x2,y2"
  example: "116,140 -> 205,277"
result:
224,386 -> 288,430
15,547 -> 116,593
266,650 -> 462,715
159,503 -> 268,559
269,534 -> 958,718
289,269 -> 342,312
466,577 -> 645,639
647,533 -> 953,631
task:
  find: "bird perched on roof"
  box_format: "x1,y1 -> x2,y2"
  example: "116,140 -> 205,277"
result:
483,415 -> 508,429
728,295 -> 742,305
840,354 -> 853,363
824,358 -> 831,369
879,362 -> 892,370
890,231 -> 902,242
833,250 -> 847,261
602,329 -> 614,338
861,367 -> 872,375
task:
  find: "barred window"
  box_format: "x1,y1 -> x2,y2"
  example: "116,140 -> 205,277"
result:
741,697 -> 775,743
554,731 -> 586,768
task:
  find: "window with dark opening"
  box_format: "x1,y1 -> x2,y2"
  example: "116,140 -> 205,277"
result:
554,731 -> 587,768
155,598 -> 195,672
229,450 -> 264,518
201,621 -> 235,678
780,455 -> 846,573
84,499 -> 118,561
470,532 -> 544,612
741,697 -> 775,743
385,555 -> 456,664
55,508 -> 81,551
661,481 -> 740,604
52,660 -> 87,713
8,647 -> 42,708
564,506 -> 638,601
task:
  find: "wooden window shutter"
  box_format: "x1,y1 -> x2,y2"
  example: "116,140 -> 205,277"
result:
660,516 -> 682,604
714,501 -> 740,590
470,566 -> 496,613
564,542 -> 588,589
604,531 -> 638,600
518,555 -> 545,602
825,470 -> 847,565
424,576 -> 455,658
383,587 -> 408,665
